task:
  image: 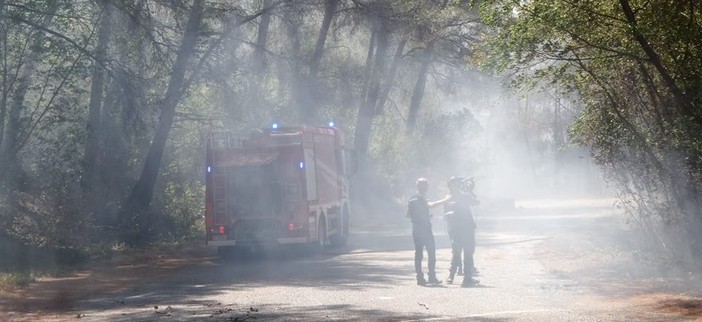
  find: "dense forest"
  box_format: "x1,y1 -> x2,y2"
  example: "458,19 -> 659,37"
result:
0,0 -> 700,271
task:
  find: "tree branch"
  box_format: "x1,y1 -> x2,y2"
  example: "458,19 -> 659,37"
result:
181,1 -> 285,92
8,14 -> 113,76
619,0 -> 698,122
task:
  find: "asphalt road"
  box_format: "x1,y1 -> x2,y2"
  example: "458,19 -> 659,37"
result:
5,199 -> 690,321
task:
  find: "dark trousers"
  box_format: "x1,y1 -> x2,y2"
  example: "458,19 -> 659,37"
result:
449,226 -> 475,278
447,229 -> 463,272
412,223 -> 437,279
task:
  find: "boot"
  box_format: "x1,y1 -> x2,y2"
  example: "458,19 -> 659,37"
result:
416,274 -> 427,286
428,275 -> 442,285
461,277 -> 479,288
447,268 -> 456,284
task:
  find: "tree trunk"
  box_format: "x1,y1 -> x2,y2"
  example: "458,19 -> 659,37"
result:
299,0 -> 339,123
0,0 -> 59,188
359,30 -> 376,106
405,41 -> 434,134
252,0 -> 271,73
619,0 -> 698,122
0,0 -> 7,151
354,20 -> 388,156
123,0 -> 204,242
82,1 -> 113,218
552,92 -> 563,190
249,0 -> 272,115
284,14 -> 304,123
376,37 -> 406,115
309,0 -> 338,80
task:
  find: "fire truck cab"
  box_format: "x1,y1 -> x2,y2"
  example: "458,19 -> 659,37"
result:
204,125 -> 353,254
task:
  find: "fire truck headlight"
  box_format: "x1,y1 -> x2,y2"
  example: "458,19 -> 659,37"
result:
299,161 -> 304,169
207,166 -> 211,173
272,122 -> 279,129
328,121 -> 334,127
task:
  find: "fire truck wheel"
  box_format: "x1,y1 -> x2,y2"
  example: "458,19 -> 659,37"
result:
330,208 -> 349,247
318,216 -> 327,248
343,207 -> 350,237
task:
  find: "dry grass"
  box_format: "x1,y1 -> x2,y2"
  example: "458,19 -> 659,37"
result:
534,220 -> 702,320
0,240 -> 215,315
0,273 -> 34,291
657,297 -> 702,316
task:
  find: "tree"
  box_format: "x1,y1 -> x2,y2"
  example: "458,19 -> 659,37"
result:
353,7 -> 389,156
405,40 -> 434,133
82,0 -> 113,225
480,0 -> 702,261
0,0 -> 60,189
122,0 -> 277,242
123,0 -> 205,242
298,0 -> 339,122
404,0 -> 473,133
0,0 -> 494,254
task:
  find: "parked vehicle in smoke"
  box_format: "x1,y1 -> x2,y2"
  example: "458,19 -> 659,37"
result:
204,124 -> 355,256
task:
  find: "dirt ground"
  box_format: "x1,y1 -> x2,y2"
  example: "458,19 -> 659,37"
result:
0,242 -> 217,318
533,222 -> 702,321
2,202 -> 702,320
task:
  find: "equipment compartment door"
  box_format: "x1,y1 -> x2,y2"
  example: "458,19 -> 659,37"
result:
304,148 -> 317,202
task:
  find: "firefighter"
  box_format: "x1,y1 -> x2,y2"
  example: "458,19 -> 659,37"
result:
444,176 -> 480,287
406,178 -> 449,285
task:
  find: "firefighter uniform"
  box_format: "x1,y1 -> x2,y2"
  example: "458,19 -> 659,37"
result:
444,192 -> 478,287
407,193 -> 440,285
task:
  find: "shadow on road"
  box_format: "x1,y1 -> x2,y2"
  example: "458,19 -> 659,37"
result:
0,224 -> 434,315
4,200 -> 652,321
89,302 -> 514,322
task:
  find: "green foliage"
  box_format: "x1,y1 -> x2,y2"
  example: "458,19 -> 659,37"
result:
368,116 -> 418,191
0,272 -> 35,291
420,108 -> 482,174
0,0 -> 492,263
479,0 -> 702,261
155,115 -> 208,240
367,107 -> 482,196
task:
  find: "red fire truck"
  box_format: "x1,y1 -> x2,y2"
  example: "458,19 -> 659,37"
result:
204,124 -> 353,254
